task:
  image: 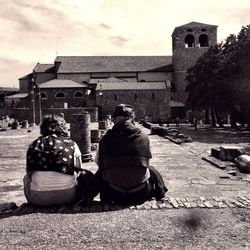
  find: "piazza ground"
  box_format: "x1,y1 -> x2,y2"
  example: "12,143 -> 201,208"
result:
0,123 -> 249,249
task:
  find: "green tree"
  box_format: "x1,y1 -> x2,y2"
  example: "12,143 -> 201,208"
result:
186,25 -> 250,129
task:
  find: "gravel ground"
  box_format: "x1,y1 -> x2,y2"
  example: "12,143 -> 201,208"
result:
0,208 -> 249,250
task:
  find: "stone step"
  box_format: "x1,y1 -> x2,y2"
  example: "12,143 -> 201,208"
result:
1,196 -> 249,216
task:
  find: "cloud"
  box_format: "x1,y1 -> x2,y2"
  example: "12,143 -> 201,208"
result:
109,36 -> 129,47
99,23 -> 112,30
0,56 -> 35,87
0,2 -> 47,32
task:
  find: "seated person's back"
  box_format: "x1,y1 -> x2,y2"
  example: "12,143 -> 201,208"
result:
96,104 -> 167,204
24,114 -> 83,206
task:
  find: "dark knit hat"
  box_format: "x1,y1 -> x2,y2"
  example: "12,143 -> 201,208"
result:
113,104 -> 135,118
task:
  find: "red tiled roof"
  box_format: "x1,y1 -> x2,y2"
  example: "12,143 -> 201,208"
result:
39,79 -> 88,88
18,73 -> 33,80
5,93 -> 28,99
0,87 -> 19,92
89,77 -> 134,84
55,56 -> 173,73
177,21 -> 217,28
33,63 -> 55,73
96,81 -> 169,90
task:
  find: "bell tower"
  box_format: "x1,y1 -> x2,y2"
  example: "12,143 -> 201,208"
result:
172,21 -> 217,103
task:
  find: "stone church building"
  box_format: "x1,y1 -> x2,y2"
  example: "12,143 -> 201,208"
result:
5,21 -> 217,123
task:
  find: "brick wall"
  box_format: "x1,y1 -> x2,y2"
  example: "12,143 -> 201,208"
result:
40,88 -> 87,108
36,73 -> 55,85
96,89 -> 170,122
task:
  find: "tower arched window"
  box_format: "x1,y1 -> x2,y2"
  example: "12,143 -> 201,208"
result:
73,91 -> 84,98
152,93 -> 155,100
55,91 -> 66,98
40,92 -> 47,99
199,34 -> 209,47
114,94 -> 117,101
185,34 -> 194,48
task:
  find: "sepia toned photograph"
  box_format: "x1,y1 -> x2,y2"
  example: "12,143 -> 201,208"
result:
0,0 -> 249,249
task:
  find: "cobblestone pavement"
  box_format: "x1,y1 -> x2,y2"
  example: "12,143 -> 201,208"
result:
0,124 -> 250,215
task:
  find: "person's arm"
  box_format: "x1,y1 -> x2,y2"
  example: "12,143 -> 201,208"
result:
74,142 -> 83,171
95,148 -> 99,166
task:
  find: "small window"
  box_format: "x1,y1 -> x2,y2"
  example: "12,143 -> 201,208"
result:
55,91 -> 66,98
199,34 -> 209,47
140,80 -> 145,82
201,28 -> 207,32
152,93 -> 155,100
74,91 -> 84,98
135,93 -> 138,100
185,34 -> 194,48
187,28 -> 192,32
114,94 -> 117,101
40,92 -> 47,99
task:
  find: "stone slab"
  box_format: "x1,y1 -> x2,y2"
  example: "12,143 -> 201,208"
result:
219,146 -> 243,161
235,155 -> 250,174
211,147 -> 220,159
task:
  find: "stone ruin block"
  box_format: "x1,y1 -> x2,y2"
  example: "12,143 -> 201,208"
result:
211,147 -> 220,159
219,146 -> 243,161
182,136 -> 192,143
234,155 -> 250,174
150,125 -> 161,135
91,129 -> 101,143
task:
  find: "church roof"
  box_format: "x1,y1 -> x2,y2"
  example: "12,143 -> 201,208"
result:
0,87 -> 19,92
39,79 -> 88,88
33,63 -> 55,73
55,56 -> 172,73
96,81 -> 168,90
90,77 -> 127,83
5,93 -> 28,99
18,73 -> 33,80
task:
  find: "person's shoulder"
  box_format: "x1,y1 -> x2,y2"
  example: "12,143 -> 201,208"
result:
138,130 -> 149,140
28,136 -> 42,148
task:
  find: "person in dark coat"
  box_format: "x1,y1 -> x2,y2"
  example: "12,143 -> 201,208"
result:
95,104 -> 167,204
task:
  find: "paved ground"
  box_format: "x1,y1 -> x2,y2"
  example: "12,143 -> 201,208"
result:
0,123 -> 249,249
0,123 -> 250,206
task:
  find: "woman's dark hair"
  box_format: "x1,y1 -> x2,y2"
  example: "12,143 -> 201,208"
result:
40,114 -> 68,137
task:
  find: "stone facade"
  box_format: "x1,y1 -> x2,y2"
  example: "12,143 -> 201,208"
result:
96,88 -> 170,122
172,22 -> 217,102
4,21 -> 217,123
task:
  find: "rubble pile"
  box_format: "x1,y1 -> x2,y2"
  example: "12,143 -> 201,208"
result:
204,145 -> 250,174
142,121 -> 192,144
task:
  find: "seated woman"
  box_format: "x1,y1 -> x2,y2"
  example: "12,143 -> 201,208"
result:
23,114 -> 92,206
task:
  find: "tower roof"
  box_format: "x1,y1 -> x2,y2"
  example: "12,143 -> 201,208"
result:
172,21 -> 217,36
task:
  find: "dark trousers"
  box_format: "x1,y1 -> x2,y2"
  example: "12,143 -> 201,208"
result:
95,166 -> 167,204
99,180 -> 152,204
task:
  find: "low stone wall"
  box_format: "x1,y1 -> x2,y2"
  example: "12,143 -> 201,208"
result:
42,107 -> 99,122
0,108 -> 32,123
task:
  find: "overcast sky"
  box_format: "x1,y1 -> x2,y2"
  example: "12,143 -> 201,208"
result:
1,0 -> 250,88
